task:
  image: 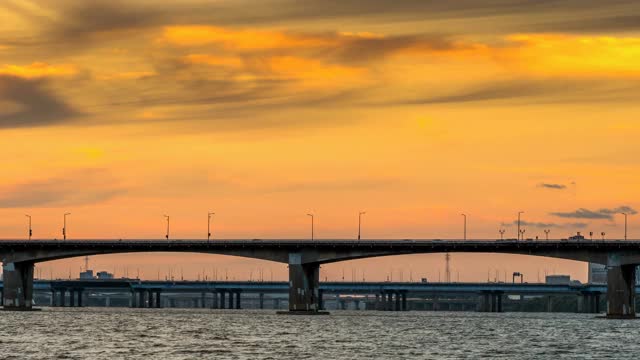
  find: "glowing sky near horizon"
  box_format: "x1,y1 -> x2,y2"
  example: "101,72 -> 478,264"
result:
1,0 -> 640,282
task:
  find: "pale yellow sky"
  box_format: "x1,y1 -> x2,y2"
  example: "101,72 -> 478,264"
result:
1,0 -> 639,282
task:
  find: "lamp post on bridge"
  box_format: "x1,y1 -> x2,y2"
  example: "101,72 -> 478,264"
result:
63,212 -> 70,240
208,212 -> 215,242
358,211 -> 366,241
461,214 -> 467,240
499,229 -> 505,240
517,211 -> 524,241
25,214 -> 32,240
621,213 -> 628,241
544,229 -> 550,241
307,213 -> 314,241
519,229 -> 526,240
164,215 -> 170,240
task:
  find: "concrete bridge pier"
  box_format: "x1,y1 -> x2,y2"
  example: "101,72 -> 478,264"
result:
2,262 -> 34,310
283,258 -> 324,314
607,265 -> 636,319
220,291 -> 226,309
228,291 -> 234,309
478,292 -> 503,312
578,293 -> 600,314
235,291 -> 241,309
211,291 -> 219,309
259,293 -> 265,309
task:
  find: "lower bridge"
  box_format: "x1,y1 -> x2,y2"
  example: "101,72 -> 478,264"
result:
0,280 -> 614,314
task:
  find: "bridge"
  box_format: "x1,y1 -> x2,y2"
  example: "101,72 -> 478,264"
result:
1,239 -> 639,317
3,279 -> 612,313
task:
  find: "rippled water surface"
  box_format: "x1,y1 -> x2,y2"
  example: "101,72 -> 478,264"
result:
1,309 -> 639,359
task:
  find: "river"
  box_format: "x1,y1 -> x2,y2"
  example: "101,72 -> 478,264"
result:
0,309 -> 638,359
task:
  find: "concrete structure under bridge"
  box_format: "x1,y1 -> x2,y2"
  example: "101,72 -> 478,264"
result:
1,239 -> 640,317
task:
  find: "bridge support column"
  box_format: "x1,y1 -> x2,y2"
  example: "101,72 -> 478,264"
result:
69,289 -> 76,307
281,258 -> 324,314
235,291 -> 241,309
401,292 -> 408,311
259,293 -> 265,309
50,290 -> 55,307
220,291 -> 226,309
77,289 -> 83,307
228,291 -> 234,309
318,290 -> 324,311
2,262 -> 34,310
212,292 -> 219,309
138,290 -> 145,308
546,296 -> 553,313
394,292 -> 401,311
607,265 -> 636,319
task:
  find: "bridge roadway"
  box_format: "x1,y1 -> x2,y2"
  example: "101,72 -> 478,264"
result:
1,239 -> 640,317
0,280 -> 611,313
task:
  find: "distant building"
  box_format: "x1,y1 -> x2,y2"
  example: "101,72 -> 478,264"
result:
79,270 -> 94,280
588,263 -> 640,285
546,275 -> 571,285
588,263 -> 607,284
96,271 -> 114,280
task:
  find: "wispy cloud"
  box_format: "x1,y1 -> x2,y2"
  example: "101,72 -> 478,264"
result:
502,220 -> 588,229
0,75 -> 79,128
550,206 -> 637,220
538,183 -> 567,190
0,169 -> 125,208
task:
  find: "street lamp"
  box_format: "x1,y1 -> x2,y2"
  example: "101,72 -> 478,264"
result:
164,215 -> 170,240
358,211 -> 366,241
208,212 -> 215,242
622,213 -> 628,241
63,213 -> 71,240
601,232 -> 606,241
25,214 -> 32,240
461,214 -> 467,240
519,229 -> 526,240
307,213 -> 314,241
499,229 -> 505,240
517,211 -> 524,241
544,229 -> 550,241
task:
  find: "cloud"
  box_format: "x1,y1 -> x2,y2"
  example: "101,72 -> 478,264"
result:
0,62 -> 77,78
550,206 -> 637,220
0,75 -> 79,128
390,78 -> 640,106
502,220 -> 588,229
538,183 -> 567,190
0,169 -> 125,208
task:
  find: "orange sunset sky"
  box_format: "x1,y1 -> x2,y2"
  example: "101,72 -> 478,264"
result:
1,0 -> 639,283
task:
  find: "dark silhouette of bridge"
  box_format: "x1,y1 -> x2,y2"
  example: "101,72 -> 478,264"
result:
1,239 -> 639,318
